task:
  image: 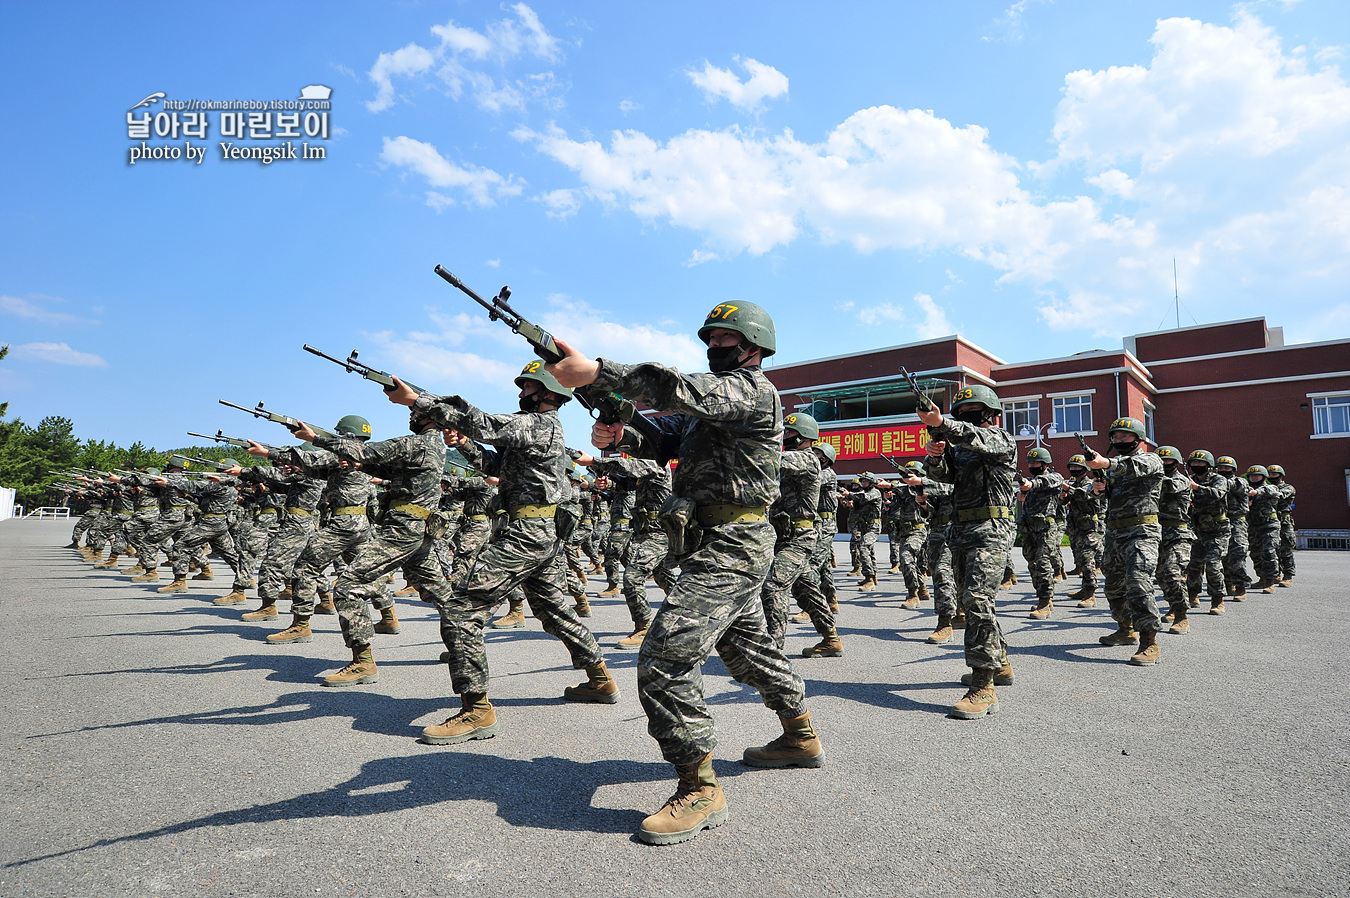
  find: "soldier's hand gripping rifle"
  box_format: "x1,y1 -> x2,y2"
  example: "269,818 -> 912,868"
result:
899,366 -> 935,414
1076,432 -> 1107,484
218,400 -> 340,440
433,264 -> 674,463
187,430 -> 273,451
302,345 -> 425,395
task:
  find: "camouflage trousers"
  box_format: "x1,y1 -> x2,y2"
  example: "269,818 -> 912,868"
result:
141,512 -> 193,571
71,509 -> 100,544
107,512 -> 136,555
1224,517 -> 1251,592
88,510 -> 123,554
1049,520 -> 1067,578
173,517 -> 247,589
1185,527 -> 1229,600
1248,521 -> 1281,584
848,525 -> 862,571
334,512 -> 451,649
761,526 -> 826,647
239,515 -> 279,582
809,522 -> 837,606
604,526 -> 633,584
451,516 -> 493,581
439,517 -> 603,697
122,510 -> 159,561
1020,522 -> 1060,602
891,523 -> 928,593
291,516 -> 389,616
1067,521 -> 1103,594
949,519 -> 1012,670
1277,515 -> 1296,579
1102,524 -> 1162,633
857,524 -> 879,579
623,526 -> 676,630
1154,531 -> 1193,610
257,517 -> 317,604
639,519 -> 806,766
925,527 -> 956,618
585,522 -> 607,566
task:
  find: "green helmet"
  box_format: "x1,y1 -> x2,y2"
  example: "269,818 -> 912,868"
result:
950,385 -> 1001,413
904,460 -> 926,475
145,467 -> 162,477
1026,447 -> 1052,465
1067,455 -> 1086,469
783,411 -> 820,441
1245,465 -> 1268,479
514,360 -> 573,402
219,458 -> 240,470
859,471 -> 879,484
336,415 -> 372,439
1266,464 -> 1285,478
1188,450 -> 1215,468
165,455 -> 189,470
813,443 -> 837,466
1156,446 -> 1181,464
1216,456 -> 1236,470
1109,417 -> 1148,440
299,442 -> 317,452
697,301 -> 776,357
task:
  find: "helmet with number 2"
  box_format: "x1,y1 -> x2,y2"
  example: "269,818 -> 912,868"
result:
698,301 -> 776,357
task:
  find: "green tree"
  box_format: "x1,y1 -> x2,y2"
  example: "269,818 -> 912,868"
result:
0,343 -> 8,419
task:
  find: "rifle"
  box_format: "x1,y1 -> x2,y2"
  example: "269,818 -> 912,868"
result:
302,345 -> 425,394
218,400 -> 339,440
434,264 -> 675,463
188,430 -> 271,450
1076,432 -> 1107,483
186,456 -> 239,473
877,453 -> 923,494
899,366 -> 935,414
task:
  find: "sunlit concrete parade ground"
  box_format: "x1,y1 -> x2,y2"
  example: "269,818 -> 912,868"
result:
1,518 -> 1347,898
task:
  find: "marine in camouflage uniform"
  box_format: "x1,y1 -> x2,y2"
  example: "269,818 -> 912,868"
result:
842,481 -> 863,575
1061,455 -> 1105,606
585,488 -> 609,570
132,460 -> 197,583
161,466 -> 248,595
1244,465 -> 1282,593
238,483 -> 285,589
1090,418 -> 1165,666
1182,450 -> 1230,618
600,484 -> 635,595
69,484 -> 105,550
1216,457 -> 1252,598
548,300 -> 822,847
922,385 -> 1017,718
797,441 -> 841,640
1152,447 -> 1194,632
851,474 -> 884,590
88,479 -> 131,562
1268,465 -> 1296,586
233,459 -> 324,620
882,468 -> 929,605
917,474 -> 959,643
119,472 -> 164,573
586,454 -> 676,647
1017,446 -> 1065,620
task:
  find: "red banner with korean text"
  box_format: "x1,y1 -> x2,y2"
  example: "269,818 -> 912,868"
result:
819,423 -> 930,461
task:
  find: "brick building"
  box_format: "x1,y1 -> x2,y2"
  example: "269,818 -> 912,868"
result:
765,318 -> 1350,532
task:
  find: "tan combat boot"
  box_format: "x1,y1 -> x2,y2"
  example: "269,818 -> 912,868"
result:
1053,569 -> 1067,583
1277,577 -> 1292,588
322,645 -> 378,687
1129,629 -> 1161,666
394,581 -> 419,596
213,590 -> 247,606
791,610 -> 812,623
1076,591 -> 1097,608
374,606 -> 401,634
1209,597 -> 1226,615
637,754 -> 726,846
599,582 -> 621,597
1261,579 -> 1277,595
961,658 -> 1014,687
848,566 -> 861,576
801,634 -> 843,658
1168,604 -> 1190,635
917,581 -> 930,600
157,578 -> 188,594
124,564 -> 147,576
951,669 -> 999,719
827,596 -> 839,612
1028,597 -> 1053,620
743,711 -> 825,768
617,628 -> 648,650
278,583 -> 293,599
927,615 -> 953,645
242,602 -> 278,621
131,569 -> 160,582
79,546 -> 98,561
901,590 -> 920,609
1229,585 -> 1246,603
1099,624 -> 1138,646
94,554 -> 121,569
857,576 -> 878,591
999,571 -> 1017,589
192,564 -> 214,581
491,600 -> 526,629
952,610 -> 967,629
315,592 -> 337,615
586,562 -> 603,575
421,694 -> 498,745
888,565 -> 900,574
574,596 -> 592,618
268,614 -> 313,644
563,662 -> 620,704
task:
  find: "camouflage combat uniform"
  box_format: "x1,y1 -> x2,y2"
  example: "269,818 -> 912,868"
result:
448,475 -> 495,581
70,489 -> 105,546
242,464 -> 324,611
1154,466 -> 1193,614
1019,469 -> 1065,607
604,486 -> 636,586
921,479 -> 957,621
140,474 -> 197,571
1274,480 -> 1296,581
1184,471 -> 1229,604
886,485 -> 928,595
851,484 -> 883,581
590,457 -> 677,632
1247,481 -> 1282,586
587,490 -> 610,568
809,475 -> 839,611
925,419 -> 1017,671
172,476 -> 248,590
1099,449 -> 1164,634
238,486 -> 284,584
760,444 -> 824,647
122,476 -> 162,561
1222,473 -> 1251,595
590,357 -> 806,766
1063,473 -> 1105,597
413,393 -> 604,697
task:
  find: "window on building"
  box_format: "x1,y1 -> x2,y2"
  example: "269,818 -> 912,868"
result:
1143,403 -> 1156,442
1312,395 -> 1350,435
1052,394 -> 1093,433
1002,400 -> 1039,437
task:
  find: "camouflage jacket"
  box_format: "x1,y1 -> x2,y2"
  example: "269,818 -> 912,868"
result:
414,395 -> 567,511
1102,449 -> 1163,523
1020,471 -> 1064,521
312,428 -> 446,515
589,457 -> 671,525
1063,475 -> 1105,527
770,447 -> 821,524
183,477 -> 241,516
921,478 -> 955,525
241,464 -> 325,514
1187,473 -> 1228,533
594,359 -> 782,508
608,487 -> 636,528
1224,475 -> 1250,516
926,417 -> 1018,517
848,487 -> 883,528
271,445 -> 376,513
1157,468 -> 1193,537
884,486 -> 925,526
455,476 -> 494,517
1248,483 -> 1281,522
157,475 -> 196,511
817,472 -> 839,516
1275,482 -> 1296,515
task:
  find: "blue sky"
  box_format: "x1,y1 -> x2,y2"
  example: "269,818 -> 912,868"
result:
2,1 -> 1348,451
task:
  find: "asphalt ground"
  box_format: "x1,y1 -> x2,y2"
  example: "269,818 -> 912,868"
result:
1,519 -> 1347,898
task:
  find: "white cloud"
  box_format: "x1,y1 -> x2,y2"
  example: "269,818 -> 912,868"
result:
687,57 -> 788,113
912,294 -> 953,339
0,294 -> 97,326
536,188 -> 581,218
619,99 -> 641,115
10,342 -> 106,367
856,302 -> 905,327
380,136 -> 523,207
485,258 -> 501,269
984,1 -> 1036,44
536,295 -> 708,371
367,4 -> 563,114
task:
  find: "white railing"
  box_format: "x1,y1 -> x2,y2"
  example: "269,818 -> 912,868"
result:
1297,529 -> 1350,550
23,507 -> 71,519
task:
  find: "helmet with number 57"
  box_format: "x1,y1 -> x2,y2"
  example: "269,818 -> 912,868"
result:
698,301 -> 776,357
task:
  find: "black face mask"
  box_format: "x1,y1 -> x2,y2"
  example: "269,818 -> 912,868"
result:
955,408 -> 986,424
1028,464 -> 1044,476
518,392 -> 542,413
707,343 -> 747,373
1111,439 -> 1139,455
1189,467 -> 1208,480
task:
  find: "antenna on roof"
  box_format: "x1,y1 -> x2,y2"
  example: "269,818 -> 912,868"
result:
1173,256 -> 1180,329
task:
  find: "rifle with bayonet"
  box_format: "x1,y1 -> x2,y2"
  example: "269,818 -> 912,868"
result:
433,264 -> 676,463
302,345 -> 425,394
218,400 -> 339,440
188,430 -> 272,450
